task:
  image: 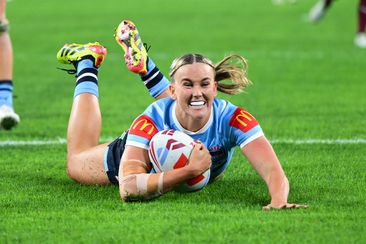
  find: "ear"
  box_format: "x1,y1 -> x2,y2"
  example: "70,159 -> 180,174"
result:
213,81 -> 218,97
169,84 -> 177,100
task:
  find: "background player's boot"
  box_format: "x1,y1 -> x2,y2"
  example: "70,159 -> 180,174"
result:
355,33 -> 366,48
0,105 -> 20,130
308,0 -> 326,22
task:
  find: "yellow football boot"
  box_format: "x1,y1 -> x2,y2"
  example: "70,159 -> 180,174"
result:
56,42 -> 107,71
115,20 -> 148,75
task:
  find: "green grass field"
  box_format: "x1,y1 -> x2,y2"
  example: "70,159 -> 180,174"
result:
1,0 -> 366,242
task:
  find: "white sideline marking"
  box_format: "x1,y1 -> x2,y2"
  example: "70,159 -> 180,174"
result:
0,138 -> 366,147
0,138 -> 67,146
270,138 -> 366,145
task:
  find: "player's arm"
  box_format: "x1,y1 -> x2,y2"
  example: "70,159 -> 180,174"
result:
119,142 -> 211,202
241,136 -> 308,210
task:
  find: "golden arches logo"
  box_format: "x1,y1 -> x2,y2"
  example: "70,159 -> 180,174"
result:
229,107 -> 258,133
235,110 -> 253,127
132,119 -> 156,135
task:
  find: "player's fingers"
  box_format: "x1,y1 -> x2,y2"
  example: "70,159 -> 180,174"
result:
262,205 -> 272,211
192,142 -> 203,151
196,141 -> 209,151
263,203 -> 308,211
283,203 -> 308,209
196,141 -> 205,149
293,204 -> 309,209
281,203 -> 293,209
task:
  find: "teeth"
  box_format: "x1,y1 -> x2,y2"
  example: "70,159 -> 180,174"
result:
190,101 -> 205,106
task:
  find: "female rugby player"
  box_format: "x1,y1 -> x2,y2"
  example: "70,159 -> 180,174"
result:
56,20 -> 307,210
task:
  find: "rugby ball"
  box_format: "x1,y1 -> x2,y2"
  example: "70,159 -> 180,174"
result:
148,129 -> 210,192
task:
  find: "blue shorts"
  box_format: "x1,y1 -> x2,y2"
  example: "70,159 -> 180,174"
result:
104,131 -> 128,185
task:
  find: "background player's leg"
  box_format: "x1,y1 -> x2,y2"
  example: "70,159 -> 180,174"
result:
308,0 -> 334,23
355,0 -> 366,48
0,0 -> 20,130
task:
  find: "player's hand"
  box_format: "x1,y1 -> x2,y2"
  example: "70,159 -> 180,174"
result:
187,141 -> 212,176
263,203 -> 308,211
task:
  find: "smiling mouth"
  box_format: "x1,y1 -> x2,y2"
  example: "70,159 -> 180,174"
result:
189,101 -> 206,107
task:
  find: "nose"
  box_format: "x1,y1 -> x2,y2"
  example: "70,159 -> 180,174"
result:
192,85 -> 203,97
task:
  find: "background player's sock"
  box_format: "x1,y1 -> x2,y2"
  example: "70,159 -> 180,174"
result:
0,80 -> 14,108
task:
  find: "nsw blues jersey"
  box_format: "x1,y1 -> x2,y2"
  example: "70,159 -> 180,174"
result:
126,97 -> 264,180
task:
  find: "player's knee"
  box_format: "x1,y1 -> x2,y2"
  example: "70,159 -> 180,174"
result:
66,155 -> 82,182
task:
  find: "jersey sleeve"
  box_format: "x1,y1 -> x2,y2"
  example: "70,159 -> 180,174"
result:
125,98 -> 172,149
126,114 -> 159,150
228,107 -> 264,148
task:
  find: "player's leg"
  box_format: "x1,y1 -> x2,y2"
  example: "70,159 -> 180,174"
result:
355,0 -> 366,48
0,0 -> 20,130
115,20 -> 170,99
57,42 -> 110,185
308,0 -> 334,22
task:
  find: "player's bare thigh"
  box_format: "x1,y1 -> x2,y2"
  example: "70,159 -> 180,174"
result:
67,142 -> 111,185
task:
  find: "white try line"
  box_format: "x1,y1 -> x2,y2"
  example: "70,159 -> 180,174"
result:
0,138 -> 366,147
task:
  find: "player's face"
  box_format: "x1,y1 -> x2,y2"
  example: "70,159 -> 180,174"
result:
170,63 -> 217,131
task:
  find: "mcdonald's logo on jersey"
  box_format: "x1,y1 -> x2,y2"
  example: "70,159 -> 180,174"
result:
130,114 -> 158,140
229,107 -> 258,133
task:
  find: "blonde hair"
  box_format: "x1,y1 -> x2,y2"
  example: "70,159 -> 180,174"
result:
169,53 -> 251,95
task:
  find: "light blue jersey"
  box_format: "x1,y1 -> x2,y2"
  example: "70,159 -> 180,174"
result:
127,97 -> 264,180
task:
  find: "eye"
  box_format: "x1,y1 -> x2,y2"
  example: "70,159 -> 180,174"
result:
182,81 -> 193,87
201,80 -> 211,87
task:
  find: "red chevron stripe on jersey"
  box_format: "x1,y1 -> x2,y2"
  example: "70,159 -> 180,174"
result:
229,107 -> 258,133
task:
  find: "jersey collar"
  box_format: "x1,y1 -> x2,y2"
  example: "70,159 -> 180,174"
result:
171,101 -> 213,135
